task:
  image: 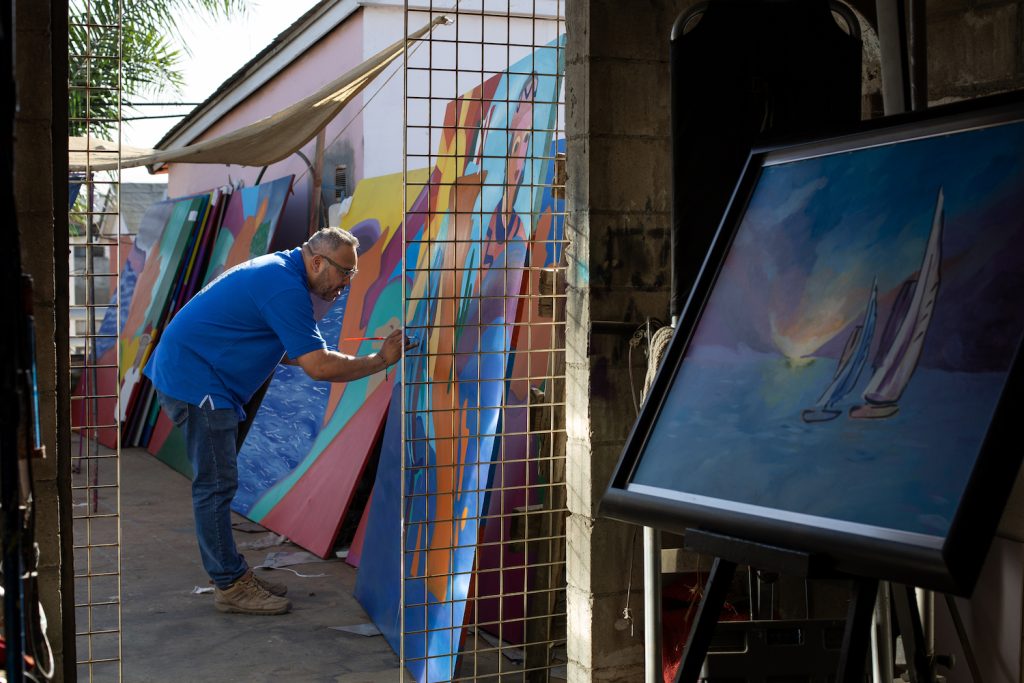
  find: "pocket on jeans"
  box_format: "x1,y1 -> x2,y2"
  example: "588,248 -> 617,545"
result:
157,393 -> 189,428
203,406 -> 240,431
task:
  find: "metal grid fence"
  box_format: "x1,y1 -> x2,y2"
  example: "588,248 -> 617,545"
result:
68,0 -> 123,680
402,2 -> 567,680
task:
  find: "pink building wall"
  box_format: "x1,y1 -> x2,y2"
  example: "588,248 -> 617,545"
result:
166,8 -> 367,249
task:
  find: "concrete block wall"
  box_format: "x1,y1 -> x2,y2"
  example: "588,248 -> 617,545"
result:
15,0 -> 73,678
564,1 -> 689,679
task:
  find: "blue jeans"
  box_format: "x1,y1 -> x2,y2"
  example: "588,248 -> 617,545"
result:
157,391 -> 248,588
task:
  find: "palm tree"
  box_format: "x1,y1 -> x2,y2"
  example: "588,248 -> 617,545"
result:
69,0 -> 247,138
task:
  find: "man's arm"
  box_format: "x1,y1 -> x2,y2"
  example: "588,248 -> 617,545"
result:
295,328 -> 411,382
296,348 -> 388,382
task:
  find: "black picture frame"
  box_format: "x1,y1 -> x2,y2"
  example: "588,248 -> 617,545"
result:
602,91 -> 1024,596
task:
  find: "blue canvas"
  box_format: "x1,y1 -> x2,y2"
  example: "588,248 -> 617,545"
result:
234,290 -> 349,515
352,380 -> 404,645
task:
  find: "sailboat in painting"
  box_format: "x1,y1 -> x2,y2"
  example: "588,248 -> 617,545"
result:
850,188 -> 944,420
802,279 -> 878,423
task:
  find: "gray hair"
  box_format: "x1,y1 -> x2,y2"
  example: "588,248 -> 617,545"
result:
307,227 -> 359,252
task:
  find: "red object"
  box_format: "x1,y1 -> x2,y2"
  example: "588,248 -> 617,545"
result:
345,489 -> 372,568
258,377 -> 392,557
0,636 -> 38,669
661,572 -> 747,683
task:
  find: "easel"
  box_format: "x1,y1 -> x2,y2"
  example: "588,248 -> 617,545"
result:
671,529 -> 975,683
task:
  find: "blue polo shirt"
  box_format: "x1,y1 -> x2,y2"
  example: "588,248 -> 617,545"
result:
144,248 -> 327,419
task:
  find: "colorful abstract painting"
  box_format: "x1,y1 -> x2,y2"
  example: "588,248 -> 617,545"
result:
146,176 -> 293,473
229,170 -> 426,557
123,189 -> 221,447
73,198 -> 179,448
475,138 -> 566,644
119,193 -> 213,446
203,176 -> 293,283
355,37 -> 565,682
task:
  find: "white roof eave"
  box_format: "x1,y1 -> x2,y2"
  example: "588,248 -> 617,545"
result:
158,0 -> 361,154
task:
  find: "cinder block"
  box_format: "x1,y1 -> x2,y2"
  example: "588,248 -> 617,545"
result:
565,70 -> 591,151
565,0 -> 590,64
15,29 -> 53,121
589,0 -> 694,64
32,496 -> 63,571
566,513 -> 646,597
588,136 -> 672,214
15,0 -> 51,28
566,583 -> 646,681
565,154 -> 590,220
586,218 -> 672,292
566,434 -> 593,516
566,582 -> 595,675
928,6 -> 1019,96
926,0 -> 970,17
590,58 -> 671,138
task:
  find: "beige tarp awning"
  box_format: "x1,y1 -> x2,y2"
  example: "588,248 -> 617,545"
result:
69,16 -> 447,172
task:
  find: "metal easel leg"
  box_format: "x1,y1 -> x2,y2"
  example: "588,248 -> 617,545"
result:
916,588 -> 934,658
838,577 -> 879,683
891,584 -> 932,682
944,593 -> 985,683
674,557 -> 737,683
644,526 -> 663,683
872,581 -> 894,683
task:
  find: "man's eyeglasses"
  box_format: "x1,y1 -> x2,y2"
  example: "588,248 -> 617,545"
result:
312,250 -> 358,279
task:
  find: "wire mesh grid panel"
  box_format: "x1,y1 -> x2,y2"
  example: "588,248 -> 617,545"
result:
401,2 -> 567,681
68,0 -> 124,680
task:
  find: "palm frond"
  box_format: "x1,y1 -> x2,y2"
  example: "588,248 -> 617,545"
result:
68,0 -> 245,137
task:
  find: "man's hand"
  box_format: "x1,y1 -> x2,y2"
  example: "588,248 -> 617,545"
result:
378,329 -> 417,368
296,330 -> 417,382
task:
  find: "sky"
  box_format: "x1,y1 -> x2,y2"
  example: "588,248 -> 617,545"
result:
122,0 -> 323,183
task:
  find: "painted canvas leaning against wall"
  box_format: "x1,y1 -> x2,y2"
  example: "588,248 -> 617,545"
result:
603,94 -> 1024,595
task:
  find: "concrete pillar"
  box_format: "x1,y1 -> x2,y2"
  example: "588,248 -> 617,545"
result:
564,1 -> 687,679
14,0 -> 73,678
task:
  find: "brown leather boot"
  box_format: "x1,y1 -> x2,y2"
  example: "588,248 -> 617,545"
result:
214,570 -> 291,615
208,571 -> 287,596
251,571 -> 287,596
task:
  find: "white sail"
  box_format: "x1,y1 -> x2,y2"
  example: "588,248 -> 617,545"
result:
860,188 -> 944,405
802,281 -> 878,423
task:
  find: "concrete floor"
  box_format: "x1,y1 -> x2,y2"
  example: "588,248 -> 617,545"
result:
118,446 -> 407,682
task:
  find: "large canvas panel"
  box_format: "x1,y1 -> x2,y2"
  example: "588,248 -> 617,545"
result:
147,177 -> 293,473
353,381 -> 405,642
125,188 -> 226,447
475,138 -> 566,644
204,176 -> 293,283
117,194 -> 210,441
73,199 -> 178,447
233,170 -> 427,557
356,38 -> 565,682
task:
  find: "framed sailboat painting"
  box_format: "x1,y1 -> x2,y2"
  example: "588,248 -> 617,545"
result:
602,92 -> 1024,595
